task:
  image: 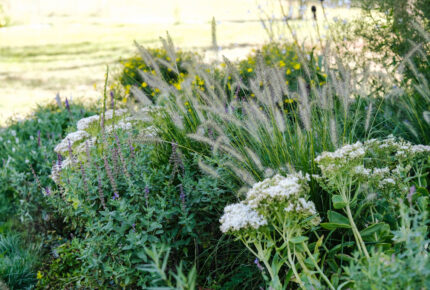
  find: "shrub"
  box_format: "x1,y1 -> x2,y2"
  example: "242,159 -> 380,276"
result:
38,108 -> 254,288
0,102 -> 97,228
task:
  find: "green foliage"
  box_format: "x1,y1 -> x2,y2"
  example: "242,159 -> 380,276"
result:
0,102 -> 97,226
40,124 -> 245,288
139,244 -> 197,289
118,45 -> 195,102
335,1 -> 430,144
344,202 -> 430,289
1,22 -> 430,289
0,233 -> 41,289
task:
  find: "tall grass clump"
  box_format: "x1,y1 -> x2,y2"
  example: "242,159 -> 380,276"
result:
0,234 -> 41,289
129,36 -> 387,197
115,34 -> 430,288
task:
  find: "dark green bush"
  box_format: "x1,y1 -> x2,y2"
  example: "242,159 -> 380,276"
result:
39,125 -> 259,288
0,102 -> 97,229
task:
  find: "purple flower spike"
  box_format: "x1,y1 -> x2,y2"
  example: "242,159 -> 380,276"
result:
65,98 -> 70,112
179,184 -> 186,211
44,187 -> 51,196
37,130 -> 41,147
408,185 -> 416,205
110,91 -> 115,109
144,186 -> 149,207
254,258 -> 264,271
112,192 -> 120,200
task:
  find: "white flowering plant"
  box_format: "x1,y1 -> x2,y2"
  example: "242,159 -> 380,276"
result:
315,136 -> 430,259
220,173 -> 334,289
50,106 -> 160,184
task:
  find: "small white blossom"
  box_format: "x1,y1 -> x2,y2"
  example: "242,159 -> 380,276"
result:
315,141 -> 365,164
103,109 -> 128,120
354,165 -> 371,176
54,130 -> 90,154
245,173 -> 309,209
411,145 -> 430,154
219,202 -> 267,233
75,137 -> 97,153
76,115 -> 100,131
105,120 -> 133,133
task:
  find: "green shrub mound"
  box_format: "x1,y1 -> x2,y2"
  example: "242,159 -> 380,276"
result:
1,20 -> 430,288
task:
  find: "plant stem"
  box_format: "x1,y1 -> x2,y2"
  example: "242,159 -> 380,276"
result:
302,243 -> 335,290
286,242 -> 305,289
345,205 -> 370,259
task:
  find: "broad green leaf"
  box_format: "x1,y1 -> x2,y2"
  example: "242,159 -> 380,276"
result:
336,253 -> 354,262
290,236 -> 309,244
332,195 -> 347,209
328,210 -> 350,226
321,222 -> 351,230
416,187 -> 429,196
360,222 -> 389,237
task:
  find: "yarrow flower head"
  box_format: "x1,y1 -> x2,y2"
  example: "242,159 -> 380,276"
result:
76,115 -> 100,131
54,130 -> 90,155
219,202 -> 267,233
245,172 -> 310,210
315,141 -> 365,173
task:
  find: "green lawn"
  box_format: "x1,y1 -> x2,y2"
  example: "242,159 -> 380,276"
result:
0,0 -> 359,125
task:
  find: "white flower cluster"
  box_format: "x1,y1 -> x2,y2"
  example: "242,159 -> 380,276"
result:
315,141 -> 365,164
316,136 -> 430,193
50,157 -> 73,184
77,115 -> 100,130
365,135 -> 430,159
75,137 -> 97,154
285,197 -> 317,215
220,173 -> 319,234
245,173 -> 310,209
54,130 -> 90,154
220,202 -> 268,233
105,120 -> 132,134
104,108 -> 128,120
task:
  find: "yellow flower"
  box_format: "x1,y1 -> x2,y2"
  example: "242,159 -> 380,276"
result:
251,93 -> 255,97
37,271 -> 43,280
286,68 -> 292,75
293,63 -> 301,70
141,82 -> 148,88
151,70 -> 157,76
174,83 -> 181,90
125,85 -> 131,95
122,97 -> 127,104
154,88 -> 160,93
247,68 -> 253,73
220,62 -> 226,68
185,101 -> 190,106
279,60 -> 286,67
285,80 -> 289,85
93,83 -> 97,90
322,73 -> 327,78
284,98 -> 294,104
319,81 -> 326,86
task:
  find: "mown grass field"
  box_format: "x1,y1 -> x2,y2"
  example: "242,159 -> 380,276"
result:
0,0 -> 358,124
